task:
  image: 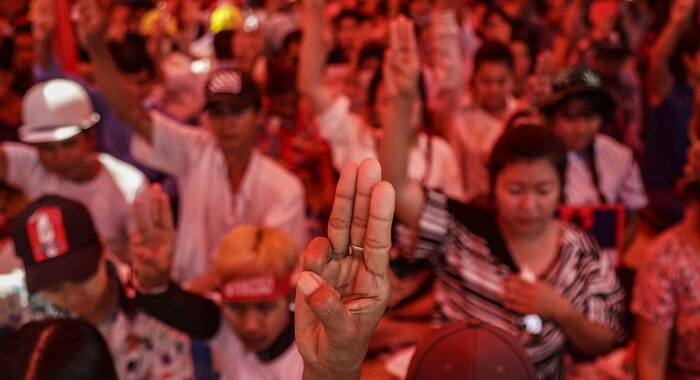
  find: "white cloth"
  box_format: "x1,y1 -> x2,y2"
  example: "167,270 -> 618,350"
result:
450,97 -> 518,201
132,112 -> 307,282
212,322 -> 304,380
316,96 -> 464,200
565,134 -> 648,209
2,143 -> 147,259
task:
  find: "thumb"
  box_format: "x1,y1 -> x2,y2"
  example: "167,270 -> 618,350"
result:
296,271 -> 353,338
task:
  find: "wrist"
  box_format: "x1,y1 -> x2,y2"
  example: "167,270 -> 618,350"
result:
131,270 -> 170,293
551,298 -> 576,325
303,365 -> 361,380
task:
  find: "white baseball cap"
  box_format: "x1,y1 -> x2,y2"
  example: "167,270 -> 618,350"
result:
19,79 -> 101,144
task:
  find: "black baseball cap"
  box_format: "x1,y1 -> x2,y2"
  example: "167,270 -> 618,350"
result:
12,196 -> 103,294
540,66 -> 615,117
204,69 -> 262,113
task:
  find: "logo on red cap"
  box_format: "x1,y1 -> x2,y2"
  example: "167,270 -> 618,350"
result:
220,272 -> 292,302
26,207 -> 69,262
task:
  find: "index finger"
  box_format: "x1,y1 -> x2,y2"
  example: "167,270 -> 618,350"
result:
327,163 -> 358,256
133,196 -> 151,236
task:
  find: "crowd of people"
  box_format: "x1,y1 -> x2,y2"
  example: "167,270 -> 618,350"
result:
0,0 -> 699,379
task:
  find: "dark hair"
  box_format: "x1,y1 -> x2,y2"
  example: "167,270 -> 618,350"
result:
357,42 -> 386,70
332,10 -> 368,27
474,41 -> 515,75
213,30 -> 235,60
670,28 -> 700,82
107,33 -> 157,78
0,319 -> 118,380
488,124 -> 568,193
281,30 -> 302,54
265,59 -> 298,97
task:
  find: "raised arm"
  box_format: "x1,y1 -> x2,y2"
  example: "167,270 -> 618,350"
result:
73,0 -> 154,143
646,0 -> 695,106
31,0 -> 56,70
297,0 -> 336,115
429,0 -> 463,138
129,185 -> 220,339
295,159 -> 395,380
378,17 -> 425,228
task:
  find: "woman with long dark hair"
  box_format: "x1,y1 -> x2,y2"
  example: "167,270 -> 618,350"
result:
0,318 -> 118,380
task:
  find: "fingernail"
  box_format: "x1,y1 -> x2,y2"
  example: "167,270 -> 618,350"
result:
297,273 -> 320,296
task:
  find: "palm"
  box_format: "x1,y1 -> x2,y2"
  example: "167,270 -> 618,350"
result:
295,159 -> 394,378
130,185 -> 174,288
384,17 -> 420,99
72,0 -> 108,47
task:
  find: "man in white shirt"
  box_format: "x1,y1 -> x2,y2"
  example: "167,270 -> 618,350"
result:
78,13 -> 307,284
0,79 -> 147,261
451,41 -> 519,201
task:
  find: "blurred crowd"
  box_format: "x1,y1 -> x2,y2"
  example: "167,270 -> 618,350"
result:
0,0 -> 699,379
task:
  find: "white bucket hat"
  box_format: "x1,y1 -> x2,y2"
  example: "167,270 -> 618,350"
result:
19,79 -> 101,144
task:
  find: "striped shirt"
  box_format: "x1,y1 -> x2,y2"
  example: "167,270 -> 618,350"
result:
565,134 -> 647,209
402,190 -> 625,379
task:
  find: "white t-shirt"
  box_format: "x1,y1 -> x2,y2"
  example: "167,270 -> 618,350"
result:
3,143 -> 147,259
211,323 -> 304,380
316,96 -> 465,200
565,134 -> 648,209
450,96 -> 518,201
132,112 -> 307,282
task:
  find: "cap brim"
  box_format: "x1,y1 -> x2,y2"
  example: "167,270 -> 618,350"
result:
204,94 -> 253,113
19,113 -> 101,144
24,244 -> 102,294
541,87 -> 615,116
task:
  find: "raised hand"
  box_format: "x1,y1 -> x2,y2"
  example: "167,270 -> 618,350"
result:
130,184 -> 175,290
669,0 -> 696,27
383,16 -> 421,100
295,159 -> 395,380
71,0 -> 108,49
31,0 -> 56,45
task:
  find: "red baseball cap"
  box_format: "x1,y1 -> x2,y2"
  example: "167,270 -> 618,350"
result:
406,321 -> 537,380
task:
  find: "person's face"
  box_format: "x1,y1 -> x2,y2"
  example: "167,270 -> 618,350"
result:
373,82 -> 422,130
13,32 -> 34,69
269,91 -> 299,120
588,0 -> 619,35
682,50 -> 700,82
473,61 -> 513,113
38,261 -> 109,318
222,296 -> 291,352
233,30 -> 265,61
495,158 -> 561,237
480,12 -> 512,44
122,69 -> 156,105
552,98 -> 602,152
35,132 -> 98,182
204,102 -> 259,153
510,41 -> 532,80
0,68 -> 14,98
335,18 -> 359,51
408,0 -> 431,18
